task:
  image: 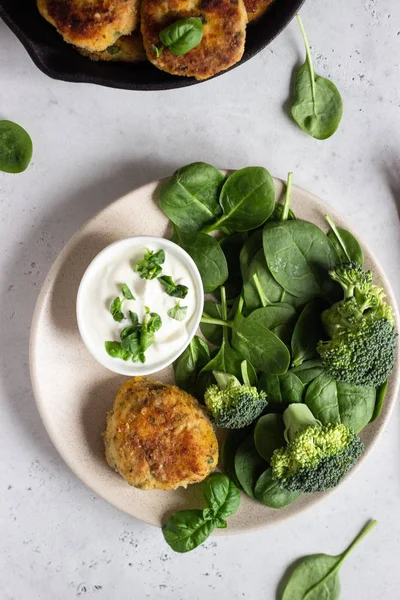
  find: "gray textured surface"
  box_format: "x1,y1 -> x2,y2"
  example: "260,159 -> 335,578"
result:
1,0 -> 400,598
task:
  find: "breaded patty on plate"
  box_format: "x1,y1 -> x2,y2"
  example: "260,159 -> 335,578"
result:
104,378 -> 218,490
244,0 -> 274,23
141,0 -> 247,80
37,0 -> 139,52
78,32 -> 146,62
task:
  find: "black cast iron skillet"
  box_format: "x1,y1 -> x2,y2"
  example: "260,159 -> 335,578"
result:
0,0 -> 305,91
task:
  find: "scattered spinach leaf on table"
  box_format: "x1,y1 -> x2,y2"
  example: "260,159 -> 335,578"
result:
0,120 -> 33,174
290,15 -> 343,140
281,520 -> 377,599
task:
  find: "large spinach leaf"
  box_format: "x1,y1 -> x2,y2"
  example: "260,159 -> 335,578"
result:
305,372 -> 376,432
232,306 -> 292,374
204,167 -> 275,233
290,16 -> 343,140
281,520 -> 377,599
173,227 -> 228,293
160,162 -> 224,233
262,219 -> 338,303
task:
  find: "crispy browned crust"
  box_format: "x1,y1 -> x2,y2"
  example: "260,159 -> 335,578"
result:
104,377 -> 218,490
37,0 -> 139,52
78,33 -> 146,62
244,0 -> 273,22
141,0 -> 247,80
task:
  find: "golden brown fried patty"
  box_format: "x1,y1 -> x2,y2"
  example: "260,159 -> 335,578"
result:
37,0 -> 139,52
141,0 -> 247,80
78,33 -> 146,62
244,0 -> 273,23
104,378 -> 218,490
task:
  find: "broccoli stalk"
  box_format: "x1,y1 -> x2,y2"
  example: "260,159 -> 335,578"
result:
317,262 -> 397,387
271,404 -> 364,493
204,364 -> 268,429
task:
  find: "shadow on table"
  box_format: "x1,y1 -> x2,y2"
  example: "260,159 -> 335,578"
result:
0,158 -> 174,478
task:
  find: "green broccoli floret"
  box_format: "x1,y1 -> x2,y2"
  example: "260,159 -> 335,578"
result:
204,371 -> 267,429
270,404 -> 364,493
317,262 -> 397,387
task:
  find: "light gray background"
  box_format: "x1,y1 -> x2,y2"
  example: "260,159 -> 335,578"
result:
1,0 -> 400,598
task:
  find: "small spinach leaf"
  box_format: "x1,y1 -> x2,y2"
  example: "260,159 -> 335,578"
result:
290,16 -> 343,140
174,336 -> 210,395
281,520 -> 377,599
0,120 -> 33,173
290,359 -> 324,386
370,380 -> 388,423
204,167 -> 275,233
291,298 -> 327,367
162,510 -> 215,553
254,468 -> 301,508
239,228 -> 263,280
167,301 -> 188,321
110,297 -> 125,322
121,283 -> 135,300
159,17 -> 203,56
104,341 -> 131,361
220,232 -> 247,300
305,372 -> 376,432
173,228 -> 228,293
135,249 -> 165,280
159,163 -> 224,233
202,473 -> 240,519
220,428 -> 251,490
326,215 -> 364,266
254,414 -> 286,462
200,301 -> 224,346
158,275 -> 189,298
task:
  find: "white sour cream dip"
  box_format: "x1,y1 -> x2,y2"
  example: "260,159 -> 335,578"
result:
77,236 -> 203,376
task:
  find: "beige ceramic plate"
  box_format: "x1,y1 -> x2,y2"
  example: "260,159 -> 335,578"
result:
30,176 -> 400,533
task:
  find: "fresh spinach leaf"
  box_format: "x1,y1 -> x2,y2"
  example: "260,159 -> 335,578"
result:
254,468 -> 301,508
220,232 -> 247,300
254,414 -> 286,462
158,275 -> 189,298
200,301 -> 224,346
162,510 -> 215,553
232,306 -> 292,374
326,215 -> 364,266
234,434 -> 267,497
104,341 -> 131,361
202,473 -> 240,519
135,249 -> 165,280
0,120 -> 33,173
281,520 -> 377,599
370,380 -> 388,423
167,301 -> 188,321
110,297 -> 125,322
291,298 -> 327,367
220,428 -> 251,490
159,163 -> 224,233
159,17 -> 203,56
305,372 -> 376,432
173,227 -> 228,293
240,228 -> 263,280
258,371 -> 304,406
173,335 -> 210,395
204,167 -> 275,233
121,283 -> 135,300
262,219 -> 338,303
290,16 -> 343,140
129,311 -> 139,327
290,359 -> 324,386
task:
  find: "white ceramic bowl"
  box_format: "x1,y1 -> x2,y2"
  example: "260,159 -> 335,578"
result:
76,236 -> 204,376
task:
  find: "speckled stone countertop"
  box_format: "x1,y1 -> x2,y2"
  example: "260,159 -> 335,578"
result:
1,1 -> 400,598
